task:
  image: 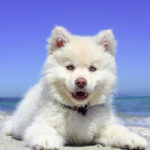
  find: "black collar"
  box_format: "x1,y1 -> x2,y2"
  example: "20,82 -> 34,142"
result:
64,104 -> 105,116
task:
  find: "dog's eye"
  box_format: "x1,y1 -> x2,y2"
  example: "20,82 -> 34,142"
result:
66,65 -> 75,71
89,66 -> 97,72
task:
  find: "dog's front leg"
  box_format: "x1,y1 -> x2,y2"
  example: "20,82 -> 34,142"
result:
95,124 -> 147,150
24,121 -> 65,150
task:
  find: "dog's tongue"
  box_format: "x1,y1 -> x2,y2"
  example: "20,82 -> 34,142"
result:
72,91 -> 88,100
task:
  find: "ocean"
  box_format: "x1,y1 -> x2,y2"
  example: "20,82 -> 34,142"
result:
0,97 -> 150,127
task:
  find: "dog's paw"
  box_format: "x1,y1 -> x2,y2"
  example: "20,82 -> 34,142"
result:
26,135 -> 64,150
1,121 -> 13,136
100,132 -> 147,150
96,124 -> 147,150
119,133 -> 147,150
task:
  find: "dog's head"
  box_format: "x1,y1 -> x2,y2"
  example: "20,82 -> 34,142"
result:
44,26 -> 116,106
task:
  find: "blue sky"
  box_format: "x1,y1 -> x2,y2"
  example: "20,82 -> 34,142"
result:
0,0 -> 150,97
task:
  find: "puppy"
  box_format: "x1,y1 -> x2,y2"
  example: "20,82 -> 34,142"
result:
2,26 -> 147,150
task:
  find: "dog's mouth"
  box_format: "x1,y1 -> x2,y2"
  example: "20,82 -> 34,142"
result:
72,91 -> 88,101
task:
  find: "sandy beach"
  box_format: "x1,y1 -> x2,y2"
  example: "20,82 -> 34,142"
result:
0,114 -> 150,150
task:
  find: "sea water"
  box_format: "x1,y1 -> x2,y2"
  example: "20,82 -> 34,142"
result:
113,97 -> 150,127
0,97 -> 150,127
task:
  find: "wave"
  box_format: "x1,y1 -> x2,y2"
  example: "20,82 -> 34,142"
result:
117,114 -> 150,127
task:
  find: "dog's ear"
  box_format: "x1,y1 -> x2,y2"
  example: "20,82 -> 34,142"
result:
96,30 -> 116,55
47,26 -> 70,53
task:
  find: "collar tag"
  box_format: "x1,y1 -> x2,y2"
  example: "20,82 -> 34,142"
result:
78,105 -> 88,116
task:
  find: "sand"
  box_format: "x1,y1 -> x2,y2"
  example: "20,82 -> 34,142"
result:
0,114 -> 150,150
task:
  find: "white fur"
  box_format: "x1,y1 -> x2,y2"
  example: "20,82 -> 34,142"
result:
2,26 -> 147,150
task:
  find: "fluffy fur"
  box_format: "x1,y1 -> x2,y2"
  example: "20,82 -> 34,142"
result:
2,26 -> 147,150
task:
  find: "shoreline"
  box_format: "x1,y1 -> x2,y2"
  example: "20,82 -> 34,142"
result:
1,110 -> 150,127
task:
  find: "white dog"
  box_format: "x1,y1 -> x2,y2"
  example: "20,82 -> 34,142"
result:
2,26 -> 147,150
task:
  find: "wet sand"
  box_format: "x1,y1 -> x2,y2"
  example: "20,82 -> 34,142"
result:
0,114 -> 150,150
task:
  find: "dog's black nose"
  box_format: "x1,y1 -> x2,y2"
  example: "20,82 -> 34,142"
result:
75,78 -> 87,89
